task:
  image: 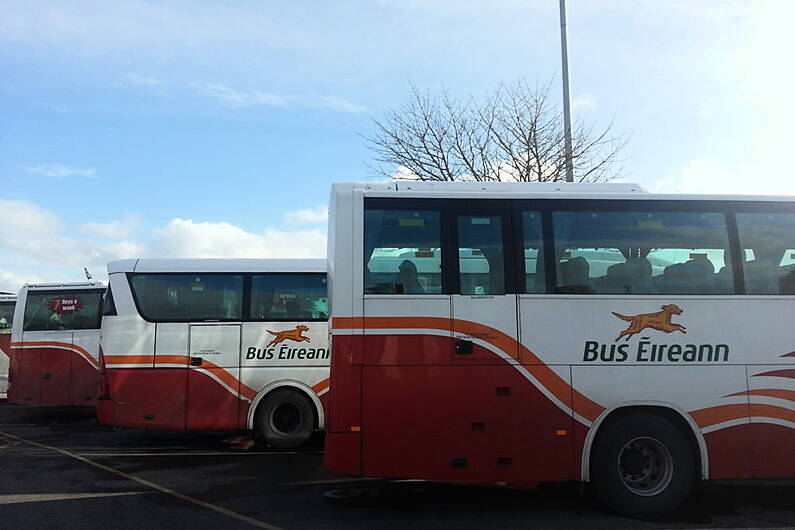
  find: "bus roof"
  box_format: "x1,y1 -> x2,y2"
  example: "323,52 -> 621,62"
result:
332,181 -> 795,202
107,258 -> 327,274
21,282 -> 105,291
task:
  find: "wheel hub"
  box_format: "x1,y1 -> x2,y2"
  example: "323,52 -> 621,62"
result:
617,436 -> 674,497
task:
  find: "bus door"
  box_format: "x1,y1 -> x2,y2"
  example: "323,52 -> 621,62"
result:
71,330 -> 100,405
449,208 -> 526,479
31,330 -> 73,406
451,208 -> 519,364
187,324 -> 241,430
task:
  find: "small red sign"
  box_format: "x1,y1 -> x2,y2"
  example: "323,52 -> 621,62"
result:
49,296 -> 84,315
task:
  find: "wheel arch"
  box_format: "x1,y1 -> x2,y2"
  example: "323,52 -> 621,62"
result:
580,401 -> 708,481
247,379 -> 325,431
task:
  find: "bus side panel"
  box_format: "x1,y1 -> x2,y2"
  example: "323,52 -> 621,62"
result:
703,424 -> 754,479
0,333 -> 10,395
750,423 -> 795,478
361,357 -> 574,483
746,363 -> 795,478
10,346 -> 41,405
110,368 -> 187,430
186,368 -> 239,430
324,334 -> 362,475
38,336 -> 73,407
327,334 -> 362,432
69,357 -> 98,406
70,331 -> 100,405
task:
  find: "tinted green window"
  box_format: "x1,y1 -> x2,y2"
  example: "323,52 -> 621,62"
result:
130,274 -> 244,321
0,302 -> 14,331
552,210 -> 732,295
250,274 -> 328,321
521,211 -> 545,293
457,215 -> 505,295
736,213 -> 795,294
23,290 -> 103,331
364,209 -> 442,294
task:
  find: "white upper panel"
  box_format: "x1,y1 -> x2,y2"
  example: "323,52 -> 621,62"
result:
108,258 -> 327,274
332,181 -> 795,202
22,282 -> 104,291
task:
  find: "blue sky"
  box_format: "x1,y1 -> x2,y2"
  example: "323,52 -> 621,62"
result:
1,0 -> 793,291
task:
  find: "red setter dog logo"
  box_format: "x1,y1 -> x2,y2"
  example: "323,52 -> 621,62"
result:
266,325 -> 311,347
612,304 -> 686,342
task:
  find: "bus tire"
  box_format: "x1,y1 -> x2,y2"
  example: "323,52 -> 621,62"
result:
590,412 -> 695,520
254,388 -> 315,449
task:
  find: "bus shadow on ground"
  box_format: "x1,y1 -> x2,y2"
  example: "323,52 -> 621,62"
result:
0,404 -> 97,424
323,480 -> 795,526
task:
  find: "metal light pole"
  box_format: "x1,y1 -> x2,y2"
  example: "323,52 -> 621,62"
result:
559,0 -> 574,182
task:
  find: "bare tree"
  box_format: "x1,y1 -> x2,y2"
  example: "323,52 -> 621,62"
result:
365,80 -> 627,182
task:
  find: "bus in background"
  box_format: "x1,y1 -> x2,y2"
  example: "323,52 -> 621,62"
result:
9,283 -> 105,406
97,259 -> 329,448
325,181 -> 795,518
0,294 -> 16,397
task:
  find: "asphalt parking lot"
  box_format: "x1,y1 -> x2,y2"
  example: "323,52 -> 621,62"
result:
0,402 -> 793,530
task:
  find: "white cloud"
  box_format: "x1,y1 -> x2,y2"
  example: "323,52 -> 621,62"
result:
284,206 -> 329,225
193,84 -> 287,107
0,199 -> 328,292
572,94 -> 596,110
0,270 -> 38,294
23,165 -> 97,179
151,219 -> 326,259
191,83 -> 366,113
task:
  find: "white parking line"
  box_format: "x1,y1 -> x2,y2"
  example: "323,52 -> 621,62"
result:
78,451 -> 323,457
0,431 -> 284,530
0,492 -> 147,505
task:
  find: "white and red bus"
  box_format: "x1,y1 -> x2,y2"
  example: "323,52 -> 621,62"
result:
9,283 -> 105,406
97,258 -> 329,448
325,181 -> 795,518
0,294 -> 16,397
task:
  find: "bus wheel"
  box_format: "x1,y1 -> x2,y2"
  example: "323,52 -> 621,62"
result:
591,412 -> 695,519
255,388 -> 315,449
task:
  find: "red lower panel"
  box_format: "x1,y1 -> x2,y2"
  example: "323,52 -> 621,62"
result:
750,423 -> 795,478
328,335 -> 362,432
10,359 -> 41,405
703,424 -> 754,479
187,369 -> 238,431
40,349 -> 71,406
325,432 -> 362,475
361,363 -> 574,484
70,358 -> 98,405
96,398 -> 114,425
107,368 -> 187,430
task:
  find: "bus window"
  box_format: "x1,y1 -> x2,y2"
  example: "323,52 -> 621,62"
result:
552,210 -> 733,295
457,215 -> 505,295
23,290 -> 103,331
736,213 -> 795,294
130,274 -> 244,321
250,273 -> 328,320
521,211 -> 544,293
0,302 -> 13,331
364,208 -> 442,294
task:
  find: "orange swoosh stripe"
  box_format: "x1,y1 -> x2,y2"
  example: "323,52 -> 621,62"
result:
11,341 -> 98,368
332,316 -> 605,422
690,403 -> 795,428
312,378 -> 330,394
726,389 -> 795,403
752,369 -> 795,380
104,354 -> 259,401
